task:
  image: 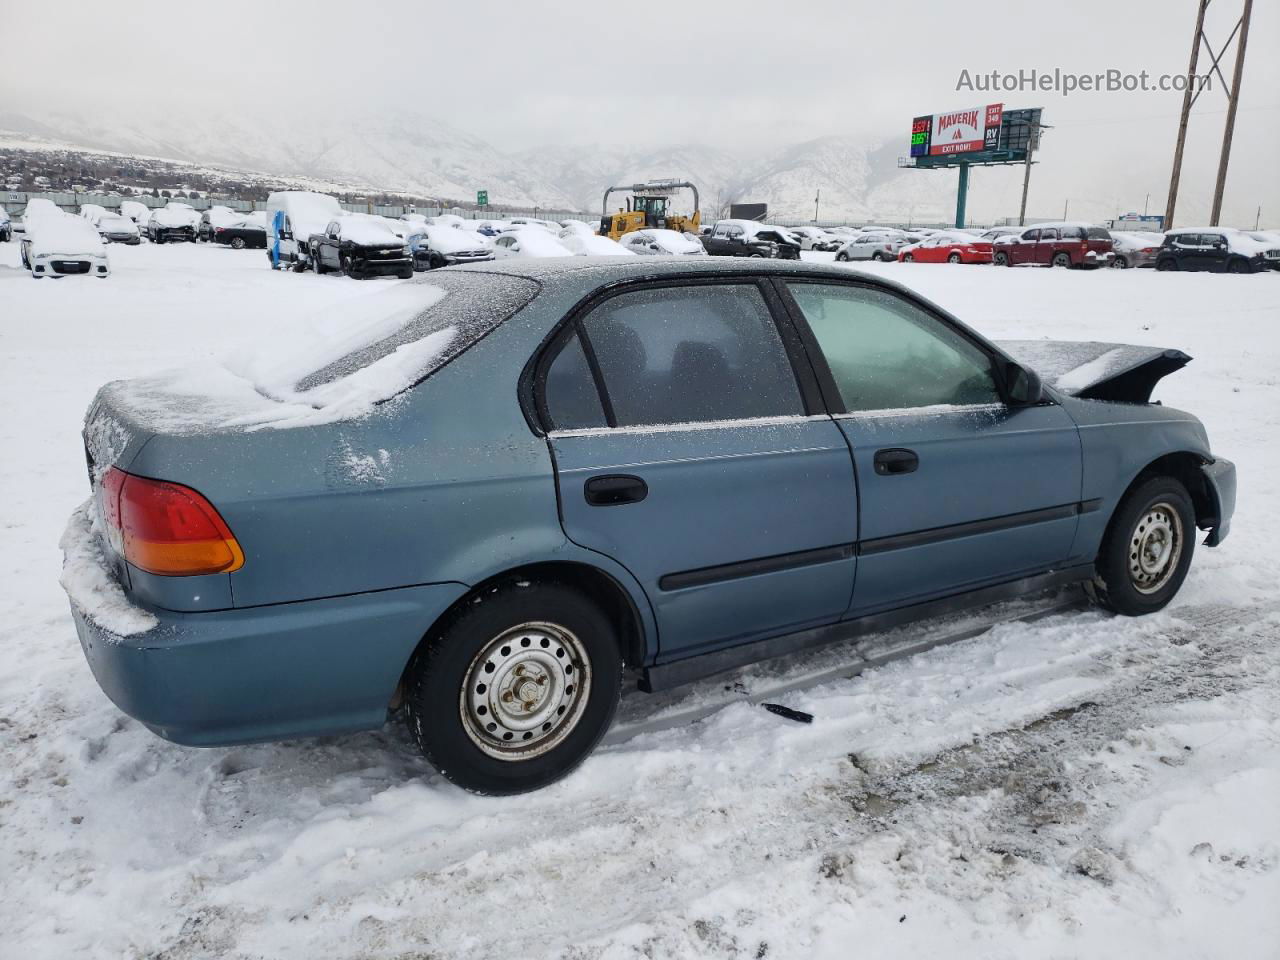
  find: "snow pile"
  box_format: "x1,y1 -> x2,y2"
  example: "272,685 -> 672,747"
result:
58,500 -> 157,636
508,227 -> 573,257
26,212 -> 107,258
644,228 -> 705,254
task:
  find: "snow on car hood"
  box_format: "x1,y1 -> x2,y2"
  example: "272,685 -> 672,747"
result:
27,213 -> 107,258
424,225 -> 490,253
338,218 -> 403,245
999,339 -> 1191,403
150,207 -> 194,227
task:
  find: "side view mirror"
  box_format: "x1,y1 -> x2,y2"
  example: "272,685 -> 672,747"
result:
1006,362 -> 1044,405
650,243 -> 660,251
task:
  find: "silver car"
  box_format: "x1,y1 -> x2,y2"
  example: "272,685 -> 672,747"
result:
834,234 -> 905,262
788,227 -> 841,252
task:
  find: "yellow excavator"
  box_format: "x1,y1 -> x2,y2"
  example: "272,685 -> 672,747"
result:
600,179 -> 700,241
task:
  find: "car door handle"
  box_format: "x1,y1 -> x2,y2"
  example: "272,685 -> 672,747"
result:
873,448 -> 919,476
584,474 -> 648,506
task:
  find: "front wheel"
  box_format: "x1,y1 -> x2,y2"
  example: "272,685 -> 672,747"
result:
870,252 -> 884,262
403,581 -> 622,795
230,237 -> 246,250
1091,475 -> 1195,616
902,253 -> 914,262
994,251 -> 1009,266
947,252 -> 962,263
1156,258 -> 1177,271
835,252 -> 849,262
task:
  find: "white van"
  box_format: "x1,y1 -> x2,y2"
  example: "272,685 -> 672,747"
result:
265,191 -> 343,270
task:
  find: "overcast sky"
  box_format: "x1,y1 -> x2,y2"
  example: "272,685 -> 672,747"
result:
3,0 -> 1277,223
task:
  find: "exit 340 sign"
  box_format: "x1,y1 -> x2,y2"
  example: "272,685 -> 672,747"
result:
476,190 -> 488,205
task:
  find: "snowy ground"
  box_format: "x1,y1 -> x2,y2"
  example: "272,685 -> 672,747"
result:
2,242 -> 1278,959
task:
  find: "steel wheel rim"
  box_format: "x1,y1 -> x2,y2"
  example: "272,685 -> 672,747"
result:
459,621 -> 591,761
1128,501 -> 1183,594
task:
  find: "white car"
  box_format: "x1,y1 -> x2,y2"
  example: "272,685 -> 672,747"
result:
97,213 -> 141,244
619,228 -> 707,256
558,233 -> 634,256
412,224 -> 495,268
787,226 -> 841,251
558,221 -> 597,239
20,211 -> 110,278
490,228 -> 573,259
78,203 -> 110,228
834,234 -> 906,262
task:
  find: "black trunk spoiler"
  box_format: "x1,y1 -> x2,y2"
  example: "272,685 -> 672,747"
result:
997,340 -> 1192,403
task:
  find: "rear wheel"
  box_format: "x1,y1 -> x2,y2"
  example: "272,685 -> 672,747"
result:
902,252 -> 914,262
1113,256 -> 1128,269
1156,258 -> 1177,271
870,252 -> 884,261
835,252 -> 849,262
1228,258 -> 1252,274
403,581 -> 623,795
1051,252 -> 1072,268
1091,475 -> 1195,616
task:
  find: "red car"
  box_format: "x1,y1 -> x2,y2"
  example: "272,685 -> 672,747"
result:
995,222 -> 1115,269
898,232 -> 993,264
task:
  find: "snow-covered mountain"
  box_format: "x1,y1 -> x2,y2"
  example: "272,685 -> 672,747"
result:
0,106 -> 964,222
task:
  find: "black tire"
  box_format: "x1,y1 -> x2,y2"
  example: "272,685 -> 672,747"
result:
154,234 -> 165,245
230,236 -> 246,250
1091,475 -> 1196,616
902,253 -> 914,262
994,251 -> 1009,266
313,248 -> 327,274
835,252 -> 848,262
870,252 -> 884,262
1113,256 -> 1128,269
1156,258 -> 1177,272
1228,258 -> 1252,274
340,255 -> 355,277
947,252 -> 962,263
403,580 -> 623,795
397,266 -> 413,279
1051,251 -> 1072,268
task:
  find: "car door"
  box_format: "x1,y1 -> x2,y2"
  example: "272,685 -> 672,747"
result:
1035,227 -> 1059,265
1010,228 -> 1038,265
781,279 -> 1083,615
541,279 -> 859,662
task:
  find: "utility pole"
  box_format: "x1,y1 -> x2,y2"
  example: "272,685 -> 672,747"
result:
814,189 -> 820,223
1166,0 -> 1208,231
1018,117 -> 1042,227
1256,205 -> 1262,229
1063,198 -> 1069,220
1211,0 -> 1252,225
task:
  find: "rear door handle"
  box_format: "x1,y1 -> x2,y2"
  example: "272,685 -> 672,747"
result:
585,474 -> 648,506
873,448 -> 919,476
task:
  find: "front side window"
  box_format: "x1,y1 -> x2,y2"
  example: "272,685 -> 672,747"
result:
1022,229 -> 1040,242
787,282 -> 1002,413
578,284 -> 803,427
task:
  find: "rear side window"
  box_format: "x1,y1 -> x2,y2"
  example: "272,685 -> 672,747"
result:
787,282 -> 1001,413
578,284 -> 803,427
544,334 -> 607,430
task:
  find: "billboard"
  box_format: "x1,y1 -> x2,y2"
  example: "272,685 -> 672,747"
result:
911,103 -> 1003,158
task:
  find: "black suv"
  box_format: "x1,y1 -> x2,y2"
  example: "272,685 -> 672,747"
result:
1155,229 -> 1272,273
703,220 -> 801,259
309,218 -> 413,279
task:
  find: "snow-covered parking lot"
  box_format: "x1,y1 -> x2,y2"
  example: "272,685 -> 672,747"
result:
2,241 -> 1279,959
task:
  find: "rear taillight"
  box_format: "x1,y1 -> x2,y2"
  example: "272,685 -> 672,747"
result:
98,466 -> 244,576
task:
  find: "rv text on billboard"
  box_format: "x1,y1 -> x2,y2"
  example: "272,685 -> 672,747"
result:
910,103 -> 1003,157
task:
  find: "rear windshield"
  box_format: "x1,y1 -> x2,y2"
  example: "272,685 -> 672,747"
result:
1086,227 -> 1111,240
295,271 -> 539,392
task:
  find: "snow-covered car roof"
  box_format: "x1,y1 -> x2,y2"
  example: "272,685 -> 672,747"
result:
422,225 -> 491,253
1110,232 -> 1162,252
23,198 -> 62,225
1024,221 -> 1108,233
560,233 -> 634,256
629,228 -> 704,254
1167,228 -> 1277,256
150,207 -> 195,227
27,212 -> 107,258
334,216 -> 403,245
502,228 -> 573,257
